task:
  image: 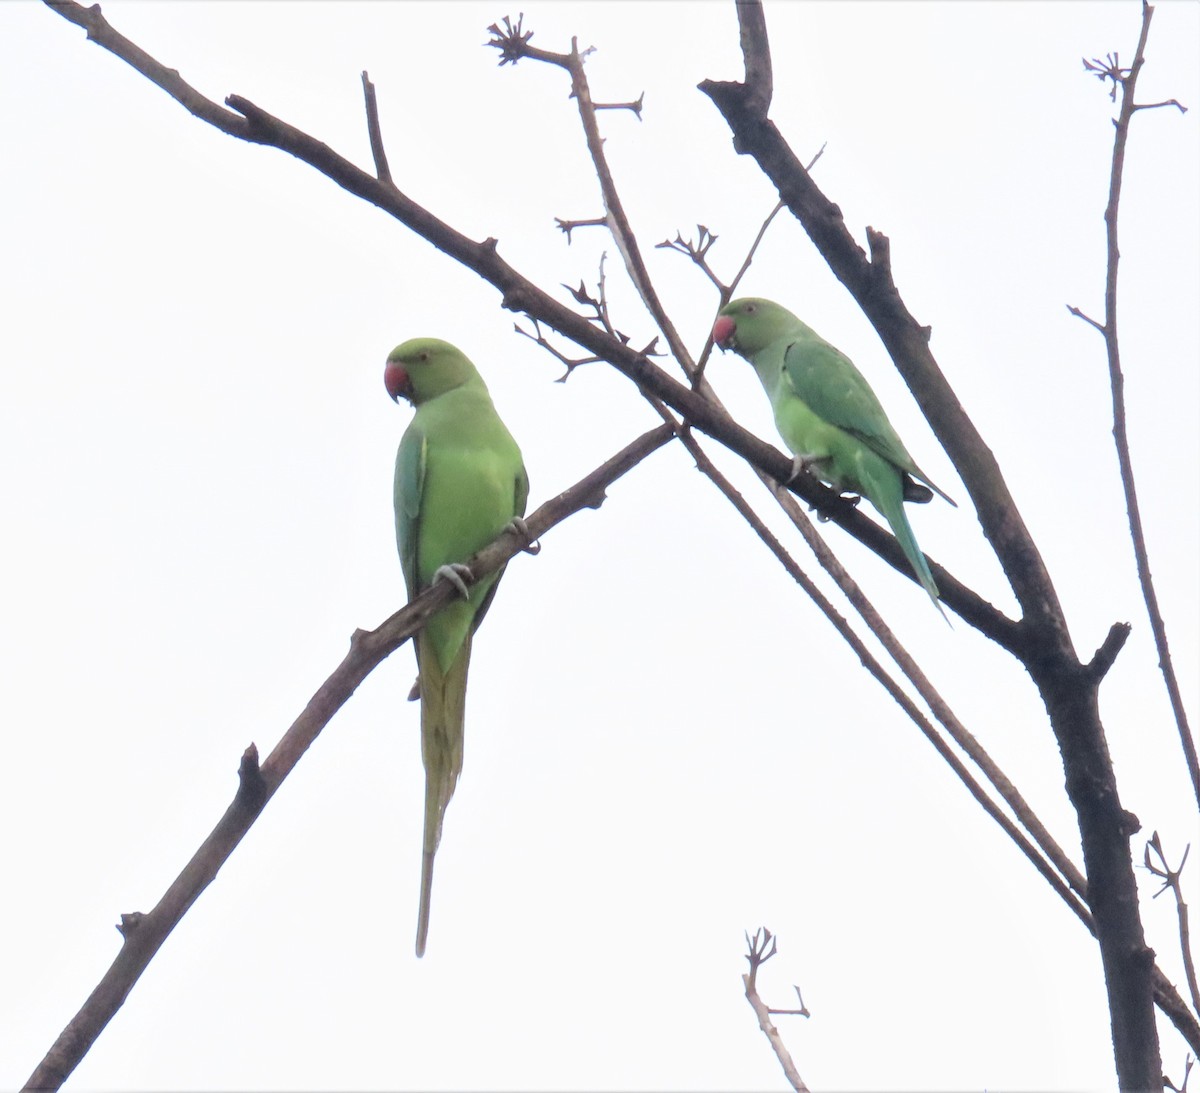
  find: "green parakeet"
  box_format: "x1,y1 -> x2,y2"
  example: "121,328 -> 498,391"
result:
385,337 -> 529,957
712,297 -> 954,611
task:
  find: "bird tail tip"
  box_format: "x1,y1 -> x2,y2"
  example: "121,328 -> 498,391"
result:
415,847 -> 435,958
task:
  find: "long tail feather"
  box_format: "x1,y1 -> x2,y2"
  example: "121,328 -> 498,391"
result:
867,469 -> 948,622
414,630 -> 472,957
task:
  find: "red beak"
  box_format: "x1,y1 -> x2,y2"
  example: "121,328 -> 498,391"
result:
384,360 -> 412,403
712,315 -> 736,347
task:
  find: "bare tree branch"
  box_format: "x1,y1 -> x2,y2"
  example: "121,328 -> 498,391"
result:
524,41 -> 1102,956
41,3 -> 1024,657
44,0 -> 251,137
1068,0 -> 1199,812
360,70 -> 392,184
666,415 -> 1097,934
1146,833 -> 1200,1017
21,424 -> 675,1093
699,2 -> 1173,1086
488,24 -> 697,379
743,929 -> 809,1093
35,0 -> 1199,1079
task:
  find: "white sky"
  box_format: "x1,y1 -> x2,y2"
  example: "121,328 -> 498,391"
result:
2,2 -> 1198,1089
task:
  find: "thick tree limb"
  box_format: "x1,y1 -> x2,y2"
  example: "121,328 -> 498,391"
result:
22,424 -> 674,1093
699,3 -> 1171,1087
700,19 -> 1064,643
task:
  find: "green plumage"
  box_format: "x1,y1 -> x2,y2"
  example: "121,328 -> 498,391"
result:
387,337 -> 528,957
714,297 -> 954,613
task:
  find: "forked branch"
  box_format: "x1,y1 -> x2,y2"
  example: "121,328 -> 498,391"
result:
743,929 -> 809,1093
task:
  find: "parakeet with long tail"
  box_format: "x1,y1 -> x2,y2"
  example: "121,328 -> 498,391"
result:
385,337 -> 529,956
713,297 -> 954,613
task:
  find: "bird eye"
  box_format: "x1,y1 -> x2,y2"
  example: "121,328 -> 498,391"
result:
418,352 -> 429,362
745,303 -> 756,314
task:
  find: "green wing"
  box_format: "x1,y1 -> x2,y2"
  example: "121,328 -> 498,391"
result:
394,420 -> 427,602
781,336 -> 912,469
469,457 -> 529,634
781,334 -> 954,505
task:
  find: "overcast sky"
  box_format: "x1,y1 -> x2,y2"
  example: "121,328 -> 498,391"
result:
2,2 -> 1198,1089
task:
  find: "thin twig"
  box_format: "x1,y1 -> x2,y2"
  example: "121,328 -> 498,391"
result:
691,199 -> 785,382
490,24 -> 698,379
360,70 -> 392,184
21,425 -> 675,1093
1070,0 -> 1199,811
726,199 -> 785,301
1146,833 -> 1200,1015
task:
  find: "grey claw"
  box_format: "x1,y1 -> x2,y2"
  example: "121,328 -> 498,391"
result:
787,452 -> 824,484
509,515 -> 541,555
432,562 -> 473,599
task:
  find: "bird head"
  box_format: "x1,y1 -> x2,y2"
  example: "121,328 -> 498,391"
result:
384,338 -> 479,405
712,297 -> 797,356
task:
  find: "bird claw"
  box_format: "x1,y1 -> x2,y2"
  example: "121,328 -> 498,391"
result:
432,562 -> 473,599
508,515 -> 541,555
786,452 -> 826,484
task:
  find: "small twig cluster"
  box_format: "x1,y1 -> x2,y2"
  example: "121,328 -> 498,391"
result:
1083,51 -> 1132,100
1146,833 -> 1200,1015
485,14 -> 534,67
742,929 -> 810,1092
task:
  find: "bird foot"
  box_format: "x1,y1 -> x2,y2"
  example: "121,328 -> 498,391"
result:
508,515 -> 541,555
432,562 -> 474,599
407,677 -> 421,702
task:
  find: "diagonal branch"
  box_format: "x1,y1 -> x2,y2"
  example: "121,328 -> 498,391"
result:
45,0 -> 252,137
659,411 -> 1095,934
21,424 -> 675,1093
41,0 -> 1019,649
699,5 -> 1068,644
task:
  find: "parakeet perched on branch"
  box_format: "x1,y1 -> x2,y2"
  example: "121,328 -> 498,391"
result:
713,297 -> 954,613
385,337 -> 529,957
